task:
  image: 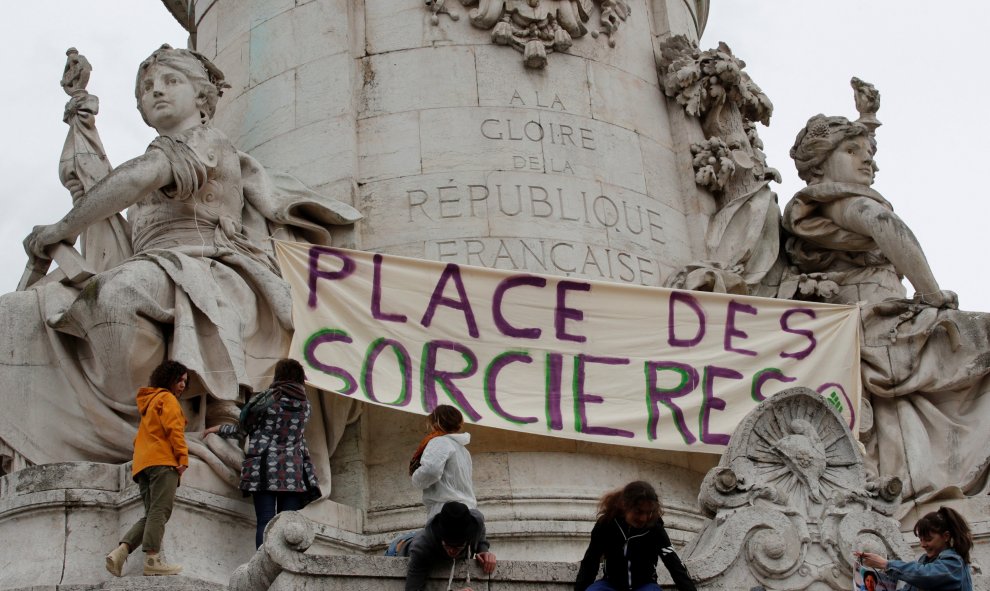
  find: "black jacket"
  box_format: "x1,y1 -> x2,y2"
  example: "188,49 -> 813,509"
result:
405,508 -> 491,591
575,517 -> 696,591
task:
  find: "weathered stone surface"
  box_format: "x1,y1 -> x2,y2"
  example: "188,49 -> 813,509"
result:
681,387 -> 914,591
657,36 -> 783,297
359,47 -> 480,119
229,511 -> 584,591
475,46 -> 593,118
357,112 -> 422,183
0,463 -> 253,590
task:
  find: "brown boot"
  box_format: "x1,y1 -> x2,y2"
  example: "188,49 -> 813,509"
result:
105,543 -> 129,577
143,553 -> 182,576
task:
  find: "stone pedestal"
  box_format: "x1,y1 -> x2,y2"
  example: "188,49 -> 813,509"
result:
0,462 -> 253,589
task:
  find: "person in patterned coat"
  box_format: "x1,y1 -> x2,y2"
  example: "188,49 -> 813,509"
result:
207,358 -> 321,547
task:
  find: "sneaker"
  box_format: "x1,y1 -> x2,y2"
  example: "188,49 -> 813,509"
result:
143,553 -> 182,576
105,543 -> 129,577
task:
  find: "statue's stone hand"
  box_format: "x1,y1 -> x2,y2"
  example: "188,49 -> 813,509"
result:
917,289 -> 959,310
64,179 -> 85,202
24,223 -> 71,259
851,77 -> 880,115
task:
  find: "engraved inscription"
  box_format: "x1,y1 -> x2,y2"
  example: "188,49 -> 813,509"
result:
513,156 -> 574,175
430,238 -> 662,286
478,95 -> 594,175
480,118 -> 595,151
509,90 -> 567,111
406,182 -> 665,246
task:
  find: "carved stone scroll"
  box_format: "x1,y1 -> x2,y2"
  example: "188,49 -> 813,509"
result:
682,387 -> 912,591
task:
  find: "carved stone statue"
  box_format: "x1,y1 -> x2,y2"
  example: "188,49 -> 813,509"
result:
428,0 -> 630,68
780,80 -> 990,505
658,36 -> 784,297
682,387 -> 912,590
0,45 -> 361,484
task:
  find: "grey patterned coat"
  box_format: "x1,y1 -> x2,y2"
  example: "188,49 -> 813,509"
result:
218,381 -> 321,496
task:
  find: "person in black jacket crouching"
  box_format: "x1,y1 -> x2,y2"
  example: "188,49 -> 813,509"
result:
575,481 -> 696,591
405,501 -> 497,591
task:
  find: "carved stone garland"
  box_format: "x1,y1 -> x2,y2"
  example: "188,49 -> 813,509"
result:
426,0 -> 630,68
658,36 -> 784,297
681,387 -> 912,591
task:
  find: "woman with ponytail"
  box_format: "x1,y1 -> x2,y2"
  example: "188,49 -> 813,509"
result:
409,405 -> 477,523
856,506 -> 974,591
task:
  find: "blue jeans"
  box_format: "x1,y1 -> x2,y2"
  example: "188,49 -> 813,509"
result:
587,581 -> 662,591
252,491 -> 306,548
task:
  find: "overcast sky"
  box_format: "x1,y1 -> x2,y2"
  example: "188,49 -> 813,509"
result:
1,1 -> 986,311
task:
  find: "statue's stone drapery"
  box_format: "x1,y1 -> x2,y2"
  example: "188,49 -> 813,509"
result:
778,88 -> 990,505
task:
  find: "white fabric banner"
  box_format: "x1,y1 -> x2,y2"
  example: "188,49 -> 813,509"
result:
275,241 -> 861,453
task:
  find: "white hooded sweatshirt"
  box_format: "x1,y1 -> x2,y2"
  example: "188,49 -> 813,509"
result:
411,432 -> 477,522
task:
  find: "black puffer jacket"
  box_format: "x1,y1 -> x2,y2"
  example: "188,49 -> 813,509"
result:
575,517 -> 696,591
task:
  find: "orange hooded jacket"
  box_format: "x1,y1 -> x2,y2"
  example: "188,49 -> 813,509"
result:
132,386 -> 189,478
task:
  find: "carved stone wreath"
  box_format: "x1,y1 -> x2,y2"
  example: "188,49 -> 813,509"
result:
426,0 -> 630,68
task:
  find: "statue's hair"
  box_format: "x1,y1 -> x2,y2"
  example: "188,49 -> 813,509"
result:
428,404 -> 463,434
596,480 -> 662,526
148,360 -> 189,391
790,114 -> 873,183
914,506 -> 974,564
135,44 -> 229,126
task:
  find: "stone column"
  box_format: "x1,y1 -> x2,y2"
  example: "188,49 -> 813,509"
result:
187,0 -> 715,559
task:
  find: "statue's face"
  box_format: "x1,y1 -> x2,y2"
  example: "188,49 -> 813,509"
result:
138,64 -> 200,133
820,135 -> 874,185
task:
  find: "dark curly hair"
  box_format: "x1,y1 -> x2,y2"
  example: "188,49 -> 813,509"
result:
148,360 -> 189,390
272,358 -> 307,384
597,480 -> 662,526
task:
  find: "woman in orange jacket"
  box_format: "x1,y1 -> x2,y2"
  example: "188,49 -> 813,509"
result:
105,360 -> 189,577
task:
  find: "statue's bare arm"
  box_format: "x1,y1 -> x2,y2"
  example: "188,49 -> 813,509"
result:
822,197 -> 956,308
25,150 -> 173,259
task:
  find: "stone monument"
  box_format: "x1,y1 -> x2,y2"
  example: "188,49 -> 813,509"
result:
157,0 -> 721,564
1,0 -> 988,589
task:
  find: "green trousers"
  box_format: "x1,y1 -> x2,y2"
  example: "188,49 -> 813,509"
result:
121,465 -> 179,553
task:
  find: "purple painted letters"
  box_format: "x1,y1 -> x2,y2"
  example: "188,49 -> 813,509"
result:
574,354 -> 633,438
645,361 -> 698,443
493,275 -> 546,339
555,281 -> 590,343
421,264 -> 480,338
668,291 -> 706,347
307,247 -> 355,309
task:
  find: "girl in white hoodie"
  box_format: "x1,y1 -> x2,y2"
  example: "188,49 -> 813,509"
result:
409,405 -> 477,522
